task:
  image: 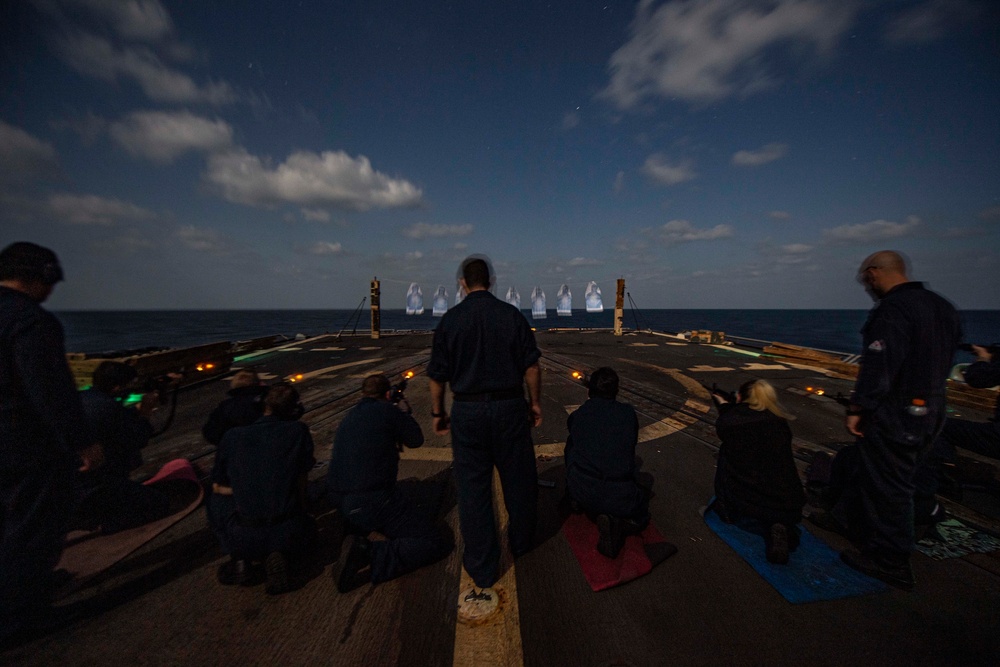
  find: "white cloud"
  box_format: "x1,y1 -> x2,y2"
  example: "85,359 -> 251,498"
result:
769,210 -> 791,220
54,31 -> 236,104
656,219 -> 734,245
405,251 -> 423,260
561,111 -> 580,130
301,208 -> 331,222
567,257 -> 604,267
885,0 -> 982,44
61,0 -> 175,42
0,120 -> 60,186
732,143 -> 788,167
176,225 -> 225,251
109,110 -> 232,162
978,206 -> 1000,221
308,241 -> 343,255
641,154 -> 697,186
613,170 -> 626,194
601,0 -> 857,108
204,148 -> 423,211
47,193 -> 156,225
823,216 -> 921,242
781,243 -> 812,253
403,222 -> 473,239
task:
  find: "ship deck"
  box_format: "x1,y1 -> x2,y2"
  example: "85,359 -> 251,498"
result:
5,330 -> 1000,666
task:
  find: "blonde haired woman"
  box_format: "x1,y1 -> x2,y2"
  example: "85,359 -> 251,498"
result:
709,379 -> 805,564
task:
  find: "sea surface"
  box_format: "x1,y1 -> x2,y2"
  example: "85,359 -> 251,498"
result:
56,308 -> 1000,360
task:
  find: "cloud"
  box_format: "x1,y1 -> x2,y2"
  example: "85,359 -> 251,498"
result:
176,225 -> 226,252
47,193 -> 156,225
601,0 -> 857,108
641,154 -> 697,186
823,216 -> 921,242
405,251 -> 423,260
307,241 -> 343,255
402,222 -> 473,239
204,148 -> 423,211
109,110 -> 232,162
885,0 -> 983,44
732,143 -> 788,166
59,0 -> 175,42
613,170 -> 626,194
561,111 -> 581,130
655,219 -> 734,245
780,243 -> 812,253
978,205 -> 1000,221
53,31 -> 236,104
0,120 -> 61,186
301,208 -> 331,223
567,257 -> 604,267
768,210 -> 791,220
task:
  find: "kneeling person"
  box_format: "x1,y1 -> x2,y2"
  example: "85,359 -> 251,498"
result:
327,374 -> 453,593
565,367 -> 652,559
75,361 -> 170,534
210,382 -> 316,595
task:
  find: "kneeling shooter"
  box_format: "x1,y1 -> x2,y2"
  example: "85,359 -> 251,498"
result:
328,374 -> 453,593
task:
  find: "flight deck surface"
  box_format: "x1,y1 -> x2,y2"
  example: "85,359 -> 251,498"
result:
6,331 -> 999,666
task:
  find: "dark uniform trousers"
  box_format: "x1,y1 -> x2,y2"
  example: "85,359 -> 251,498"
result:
846,405 -> 945,562
341,488 -> 452,584
450,398 -> 538,588
1,458 -> 77,630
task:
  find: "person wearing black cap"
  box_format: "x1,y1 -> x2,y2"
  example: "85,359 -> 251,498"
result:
427,254 -> 542,602
0,242 -> 102,642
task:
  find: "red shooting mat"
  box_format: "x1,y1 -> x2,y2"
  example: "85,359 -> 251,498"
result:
54,459 -> 204,600
561,512 -> 671,592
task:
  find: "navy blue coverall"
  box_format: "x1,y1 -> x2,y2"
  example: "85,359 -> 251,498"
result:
210,416 -> 316,560
0,286 -> 92,639
840,282 -> 961,563
74,389 -> 168,534
564,397 -> 648,523
427,290 -> 541,588
327,397 -> 452,584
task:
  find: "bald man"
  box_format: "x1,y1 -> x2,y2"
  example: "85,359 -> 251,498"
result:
837,250 -> 961,589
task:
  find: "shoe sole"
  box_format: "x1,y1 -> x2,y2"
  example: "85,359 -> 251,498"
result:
265,552 -> 289,595
596,515 -> 622,559
767,524 -> 789,565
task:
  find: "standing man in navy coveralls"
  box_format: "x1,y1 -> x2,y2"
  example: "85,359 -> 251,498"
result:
427,255 -> 542,596
840,250 -> 960,590
0,242 -> 103,642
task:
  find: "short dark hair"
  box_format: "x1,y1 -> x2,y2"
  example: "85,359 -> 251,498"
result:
265,382 -> 301,419
462,258 -> 490,289
588,366 -> 619,400
0,242 -> 63,284
362,373 -> 391,398
92,361 -> 138,394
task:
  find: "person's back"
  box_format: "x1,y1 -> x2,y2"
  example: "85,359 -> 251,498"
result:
202,371 -> 267,445
219,416 -> 313,522
714,401 -> 803,521
328,396 -> 423,496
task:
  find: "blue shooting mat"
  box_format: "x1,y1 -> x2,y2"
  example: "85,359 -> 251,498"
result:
704,508 -> 888,604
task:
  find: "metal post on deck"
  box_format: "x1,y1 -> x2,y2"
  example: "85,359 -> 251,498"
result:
370,277 -> 381,339
614,278 -> 625,336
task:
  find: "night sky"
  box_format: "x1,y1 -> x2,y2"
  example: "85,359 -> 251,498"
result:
2,0 -> 998,310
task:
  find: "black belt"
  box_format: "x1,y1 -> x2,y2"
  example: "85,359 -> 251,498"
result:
235,510 -> 297,527
452,388 -> 523,402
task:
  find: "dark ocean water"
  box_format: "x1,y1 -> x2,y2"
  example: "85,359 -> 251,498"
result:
56,308 -> 1000,360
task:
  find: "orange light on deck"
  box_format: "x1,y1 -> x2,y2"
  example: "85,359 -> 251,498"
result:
196,364 -> 204,371
206,363 -> 215,369
403,370 -> 415,379
571,371 -> 583,380
289,373 -> 304,383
